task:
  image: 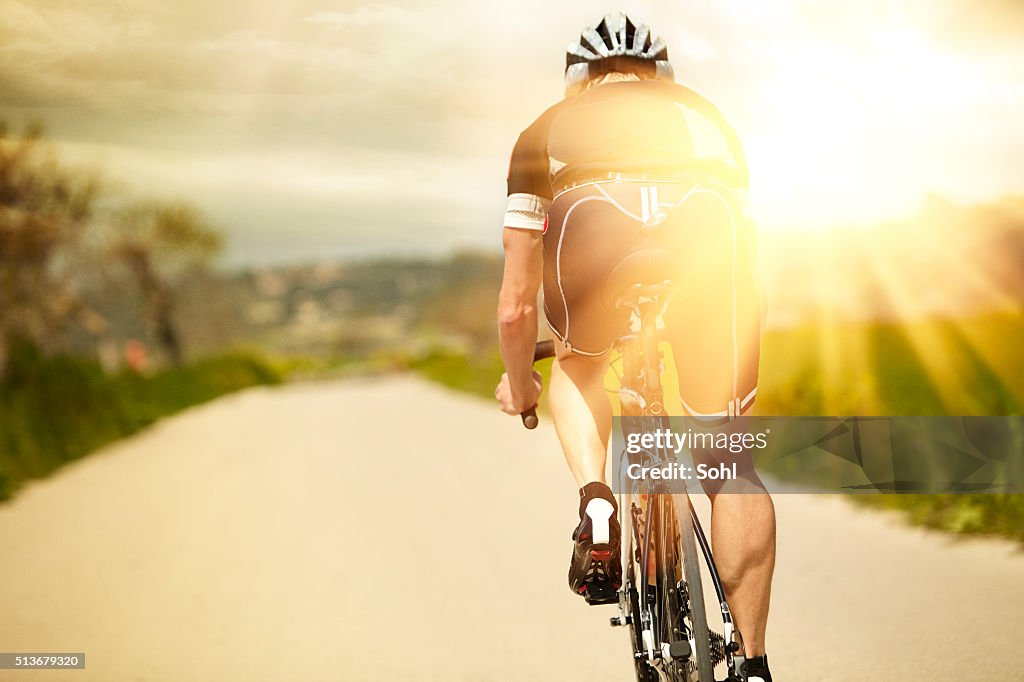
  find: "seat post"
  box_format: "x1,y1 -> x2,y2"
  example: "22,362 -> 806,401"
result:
638,303 -> 664,415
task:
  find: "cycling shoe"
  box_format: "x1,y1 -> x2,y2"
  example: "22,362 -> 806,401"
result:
568,488 -> 622,605
737,655 -> 773,682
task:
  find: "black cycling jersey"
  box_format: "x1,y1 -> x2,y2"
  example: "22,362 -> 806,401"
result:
507,79 -> 749,206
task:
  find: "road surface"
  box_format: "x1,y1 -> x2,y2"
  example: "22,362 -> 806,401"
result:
1,377 -> 1022,680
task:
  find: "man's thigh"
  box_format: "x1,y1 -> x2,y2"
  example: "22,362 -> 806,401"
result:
659,189 -> 761,420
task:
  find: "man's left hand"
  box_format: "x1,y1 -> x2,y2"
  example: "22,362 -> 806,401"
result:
495,371 -> 543,415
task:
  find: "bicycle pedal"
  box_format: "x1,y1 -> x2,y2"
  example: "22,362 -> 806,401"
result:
582,580 -> 619,606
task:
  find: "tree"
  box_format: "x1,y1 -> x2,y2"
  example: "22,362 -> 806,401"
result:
106,202 -> 223,365
0,121 -> 101,377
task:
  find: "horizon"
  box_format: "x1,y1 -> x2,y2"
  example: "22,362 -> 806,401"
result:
212,191 -> 1022,271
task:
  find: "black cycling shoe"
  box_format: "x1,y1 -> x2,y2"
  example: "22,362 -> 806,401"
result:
567,483 -> 622,605
737,655 -> 772,682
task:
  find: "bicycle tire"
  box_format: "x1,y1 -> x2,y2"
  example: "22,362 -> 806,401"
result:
674,494 -> 714,682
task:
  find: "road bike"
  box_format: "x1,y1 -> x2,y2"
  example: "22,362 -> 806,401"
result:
521,261 -> 747,682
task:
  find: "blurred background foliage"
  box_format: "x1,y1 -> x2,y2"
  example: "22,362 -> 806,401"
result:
0,121 -> 277,500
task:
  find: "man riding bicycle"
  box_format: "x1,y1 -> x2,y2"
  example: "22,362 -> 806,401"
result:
494,14 -> 776,681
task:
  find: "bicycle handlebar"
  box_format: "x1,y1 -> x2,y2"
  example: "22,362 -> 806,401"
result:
520,409 -> 539,429
520,340 -> 556,429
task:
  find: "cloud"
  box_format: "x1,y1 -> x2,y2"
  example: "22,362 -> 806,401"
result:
1,0 -> 1022,263
303,5 -> 415,29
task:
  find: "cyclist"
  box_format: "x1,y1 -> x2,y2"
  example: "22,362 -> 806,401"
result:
494,14 -> 775,681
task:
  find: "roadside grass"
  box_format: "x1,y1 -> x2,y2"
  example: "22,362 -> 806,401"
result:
408,348 -> 556,401
0,342 -> 280,501
758,311 -> 1024,544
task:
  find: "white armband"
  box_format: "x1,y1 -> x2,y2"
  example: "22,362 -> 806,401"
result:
504,193 -> 550,231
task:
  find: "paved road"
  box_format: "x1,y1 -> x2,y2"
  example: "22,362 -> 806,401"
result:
1,377 -> 1022,681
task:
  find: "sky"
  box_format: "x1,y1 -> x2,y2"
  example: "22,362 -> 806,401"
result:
2,0 -> 1023,266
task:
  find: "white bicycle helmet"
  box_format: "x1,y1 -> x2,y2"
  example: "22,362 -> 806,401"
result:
564,13 -> 675,96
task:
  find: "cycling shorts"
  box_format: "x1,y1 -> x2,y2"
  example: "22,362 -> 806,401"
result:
542,179 -> 761,418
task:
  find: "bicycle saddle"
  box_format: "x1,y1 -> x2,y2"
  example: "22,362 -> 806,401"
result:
602,247 -> 681,312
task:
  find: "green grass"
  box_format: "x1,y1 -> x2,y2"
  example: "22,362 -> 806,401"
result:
758,313 -> 1024,417
0,342 -> 280,501
860,494 -> 1024,542
756,311 -> 1024,543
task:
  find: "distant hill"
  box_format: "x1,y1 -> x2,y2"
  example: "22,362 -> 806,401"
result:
218,252 -> 503,358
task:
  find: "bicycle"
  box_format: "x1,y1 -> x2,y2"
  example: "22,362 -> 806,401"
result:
521,255 -> 747,682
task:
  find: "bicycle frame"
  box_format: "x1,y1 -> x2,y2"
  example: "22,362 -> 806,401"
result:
612,299 -> 743,682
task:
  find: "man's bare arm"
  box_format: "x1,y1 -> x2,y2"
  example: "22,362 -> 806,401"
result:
496,227 -> 543,413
